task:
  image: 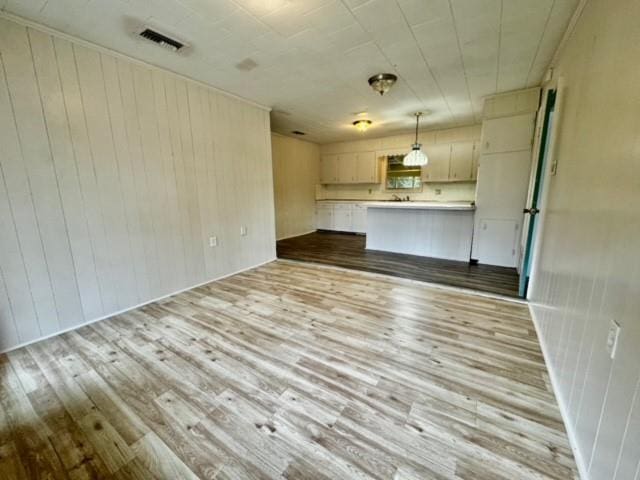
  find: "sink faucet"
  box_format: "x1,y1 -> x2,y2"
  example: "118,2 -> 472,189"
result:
391,194 -> 402,202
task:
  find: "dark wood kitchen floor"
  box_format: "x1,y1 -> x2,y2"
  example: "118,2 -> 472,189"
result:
277,231 -> 520,298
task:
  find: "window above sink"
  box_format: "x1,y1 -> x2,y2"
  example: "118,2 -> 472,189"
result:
385,155 -> 422,190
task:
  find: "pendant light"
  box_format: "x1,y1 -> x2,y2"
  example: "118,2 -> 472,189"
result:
403,112 -> 428,167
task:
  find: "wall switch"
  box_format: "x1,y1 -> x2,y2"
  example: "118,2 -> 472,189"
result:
606,319 -> 621,359
435,188 -> 442,195
208,236 -> 217,247
240,226 -> 247,236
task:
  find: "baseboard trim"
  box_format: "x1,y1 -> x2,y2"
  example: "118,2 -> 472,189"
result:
1,257 -> 277,355
276,229 -> 316,241
529,303 -> 589,480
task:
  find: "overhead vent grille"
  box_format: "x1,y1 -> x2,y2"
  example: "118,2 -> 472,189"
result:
138,28 -> 185,52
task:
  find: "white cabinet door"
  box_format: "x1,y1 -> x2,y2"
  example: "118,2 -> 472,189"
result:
481,113 -> 535,154
476,219 -> 519,267
320,155 -> 338,183
333,204 -> 353,232
337,153 -> 357,183
316,205 -> 333,230
352,205 -> 367,233
421,144 -> 451,182
449,142 -> 474,181
355,152 -> 377,183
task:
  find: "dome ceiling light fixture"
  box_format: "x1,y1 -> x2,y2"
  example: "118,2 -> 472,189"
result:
368,73 -> 397,96
353,119 -> 372,132
403,112 -> 429,167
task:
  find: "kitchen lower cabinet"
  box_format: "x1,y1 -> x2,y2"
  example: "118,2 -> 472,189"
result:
316,205 -> 334,230
352,204 -> 367,233
333,204 -> 353,231
316,202 -> 366,233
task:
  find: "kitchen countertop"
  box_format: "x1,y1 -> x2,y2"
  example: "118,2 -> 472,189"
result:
317,200 -> 475,211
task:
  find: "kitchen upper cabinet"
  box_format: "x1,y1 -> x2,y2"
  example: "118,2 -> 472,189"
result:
421,144 -> 451,182
320,154 -> 338,183
471,140 -> 480,180
337,153 -> 357,183
321,151 -> 378,184
449,142 -> 474,181
355,151 -> 378,183
480,113 -> 535,154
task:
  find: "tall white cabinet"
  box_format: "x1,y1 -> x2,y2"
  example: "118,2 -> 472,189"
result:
472,88 -> 539,268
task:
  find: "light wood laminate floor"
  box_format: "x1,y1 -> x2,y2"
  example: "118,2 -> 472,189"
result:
0,261 -> 576,479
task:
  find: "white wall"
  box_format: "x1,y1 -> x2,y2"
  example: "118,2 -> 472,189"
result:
271,133 -> 319,240
318,125 -> 481,202
0,16 -> 276,352
529,0 -> 640,479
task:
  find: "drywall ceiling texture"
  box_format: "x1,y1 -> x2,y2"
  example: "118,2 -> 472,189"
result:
528,0 -> 640,479
2,0 -> 579,143
0,16 -> 276,352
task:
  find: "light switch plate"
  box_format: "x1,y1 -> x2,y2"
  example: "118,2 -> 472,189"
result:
606,319 -> 621,359
240,226 -> 247,236
209,236 -> 217,247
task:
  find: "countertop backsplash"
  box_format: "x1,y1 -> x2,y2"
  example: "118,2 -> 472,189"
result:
316,182 -> 477,203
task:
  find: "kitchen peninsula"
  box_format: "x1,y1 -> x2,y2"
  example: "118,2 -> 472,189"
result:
365,202 -> 475,261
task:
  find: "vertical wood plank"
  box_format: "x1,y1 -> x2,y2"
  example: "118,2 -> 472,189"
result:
175,78 -> 205,283
29,28 -> 101,323
7,24 -> 85,334
162,74 -> 191,285
116,59 -> 162,299
132,64 -> 173,296
151,69 -> 187,291
0,19 -> 59,338
74,44 -> 138,310
100,53 -> 149,303
54,36 -> 114,315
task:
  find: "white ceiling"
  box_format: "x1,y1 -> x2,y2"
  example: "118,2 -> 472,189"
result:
2,0 -> 579,143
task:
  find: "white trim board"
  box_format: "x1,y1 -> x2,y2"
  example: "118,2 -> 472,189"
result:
0,257 -> 277,355
529,303 -> 590,480
0,11 -> 272,113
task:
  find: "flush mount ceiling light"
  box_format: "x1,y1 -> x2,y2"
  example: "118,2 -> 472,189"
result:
353,119 -> 372,132
403,112 -> 429,167
368,73 -> 397,96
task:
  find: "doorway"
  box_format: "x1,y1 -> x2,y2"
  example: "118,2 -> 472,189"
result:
519,89 -> 557,297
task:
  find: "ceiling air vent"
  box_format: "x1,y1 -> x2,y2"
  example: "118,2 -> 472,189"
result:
138,28 -> 185,52
292,130 -> 306,136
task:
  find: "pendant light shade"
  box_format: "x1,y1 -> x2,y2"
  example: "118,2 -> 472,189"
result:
403,112 -> 428,167
403,146 -> 428,166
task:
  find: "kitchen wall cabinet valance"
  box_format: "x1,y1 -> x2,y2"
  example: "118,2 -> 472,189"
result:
320,152 -> 378,184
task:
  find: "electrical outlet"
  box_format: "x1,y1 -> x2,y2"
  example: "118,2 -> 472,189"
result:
606,320 -> 621,359
208,236 -> 217,247
435,188 -> 442,195
240,226 -> 247,236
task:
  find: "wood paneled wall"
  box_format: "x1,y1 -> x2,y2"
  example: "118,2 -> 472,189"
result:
271,133 -> 319,240
529,0 -> 640,478
0,16 -> 276,352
